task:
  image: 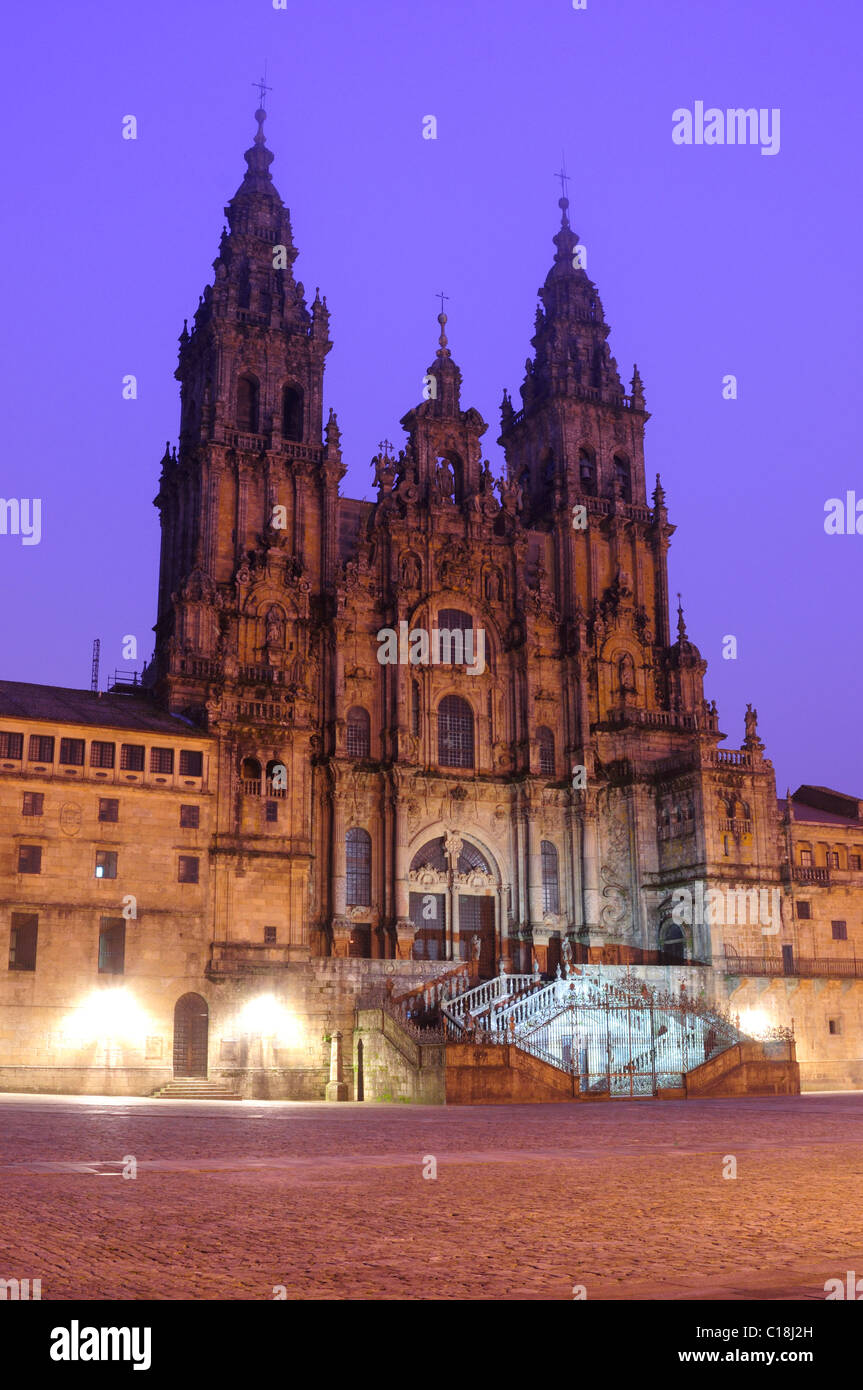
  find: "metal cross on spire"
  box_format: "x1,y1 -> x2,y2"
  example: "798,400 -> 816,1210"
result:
554,154 -> 571,201
436,290 -> 450,316
252,65 -> 272,110
378,439 -> 394,459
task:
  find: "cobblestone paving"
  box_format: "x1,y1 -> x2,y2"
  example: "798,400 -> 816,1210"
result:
1,1092 -> 862,1301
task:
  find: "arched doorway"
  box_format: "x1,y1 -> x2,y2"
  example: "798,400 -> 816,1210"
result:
408,835 -> 498,978
173,993 -> 209,1078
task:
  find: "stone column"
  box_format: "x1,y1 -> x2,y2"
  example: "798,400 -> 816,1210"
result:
325,1030 -> 348,1101
582,805 -> 601,934
331,791 -> 349,954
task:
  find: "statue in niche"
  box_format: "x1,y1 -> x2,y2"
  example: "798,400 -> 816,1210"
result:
618,652 -> 636,696
402,554 -> 420,588
265,606 -> 285,649
437,459 -> 455,501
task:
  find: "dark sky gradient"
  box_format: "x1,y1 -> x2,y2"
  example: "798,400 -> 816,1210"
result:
1,0 -> 860,795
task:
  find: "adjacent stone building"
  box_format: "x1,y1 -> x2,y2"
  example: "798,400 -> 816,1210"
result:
0,109 -> 860,1097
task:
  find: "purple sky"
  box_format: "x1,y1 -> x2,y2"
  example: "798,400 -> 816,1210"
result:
1,0 -> 860,796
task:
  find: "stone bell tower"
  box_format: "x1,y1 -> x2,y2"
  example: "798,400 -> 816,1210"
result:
152,104 -> 341,720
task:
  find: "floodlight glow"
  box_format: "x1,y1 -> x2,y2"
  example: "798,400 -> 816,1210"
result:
739,1008 -> 771,1038
64,989 -> 149,1044
239,994 -> 302,1043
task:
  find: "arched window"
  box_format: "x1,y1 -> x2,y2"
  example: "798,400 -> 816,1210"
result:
660,923 -> 686,964
457,842 -> 491,874
437,610 -> 483,670
541,841 -> 560,914
538,727 -> 555,777
237,375 -> 259,433
613,454 -> 631,502
411,682 -> 420,737
266,759 -> 286,795
241,757 -> 261,794
438,695 -> 474,769
578,451 -> 596,495
346,828 -> 371,906
282,385 -> 303,442
237,264 -> 251,309
346,707 -> 370,759
410,838 -> 448,873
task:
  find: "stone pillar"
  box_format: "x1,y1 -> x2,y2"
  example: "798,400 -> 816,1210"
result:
331,792 -> 349,953
582,807 -> 601,933
325,1030 -> 348,1101
527,810 -> 544,928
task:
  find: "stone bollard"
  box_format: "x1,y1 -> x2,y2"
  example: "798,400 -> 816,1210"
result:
325,1029 -> 349,1102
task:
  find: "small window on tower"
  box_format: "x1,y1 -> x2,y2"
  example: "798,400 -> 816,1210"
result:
613,455 -> 632,502
237,374 -> 259,433
578,450 -> 596,495
283,385 -> 303,442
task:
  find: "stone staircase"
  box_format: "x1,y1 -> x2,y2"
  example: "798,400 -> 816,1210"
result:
441,964 -> 797,1100
150,1077 -> 243,1101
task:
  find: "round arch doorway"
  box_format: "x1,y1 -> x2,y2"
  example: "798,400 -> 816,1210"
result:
173,993 -> 209,1078
408,835 -> 499,978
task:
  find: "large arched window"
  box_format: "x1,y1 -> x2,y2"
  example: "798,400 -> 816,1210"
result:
541,840 -> 560,914
282,385 -> 303,442
346,706 -> 370,759
237,374 -> 259,433
437,609 -> 489,672
613,454 -> 631,502
346,828 -> 371,907
438,695 -> 474,769
538,727 -> 555,777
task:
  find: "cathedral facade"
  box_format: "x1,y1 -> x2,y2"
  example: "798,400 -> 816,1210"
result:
0,111 -> 861,1098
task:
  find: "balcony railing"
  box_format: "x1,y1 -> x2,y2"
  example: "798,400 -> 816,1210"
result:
719,818 -> 752,835
721,953 -> 863,979
794,866 -> 831,883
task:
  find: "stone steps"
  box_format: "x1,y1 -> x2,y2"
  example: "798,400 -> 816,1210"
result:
151,1078 -> 243,1101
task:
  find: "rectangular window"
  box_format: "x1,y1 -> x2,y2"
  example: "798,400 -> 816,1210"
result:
828,1017 -> 843,1036
800,849 -> 813,867
90,740 -> 115,769
827,851 -> 840,869
98,798 -> 119,823
264,926 -> 277,944
178,855 -> 199,884
98,917 -> 125,975
851,855 -> 862,871
95,850 -> 117,880
150,747 -> 174,775
9,913 -> 38,972
18,844 -> 42,874
180,804 -> 199,829
0,731 -> 24,759
22,792 -> 44,816
796,901 -> 811,919
59,737 -> 85,766
832,920 -> 848,941
28,735 -> 54,763
120,743 -> 145,771
179,749 -> 203,777
265,800 -> 278,823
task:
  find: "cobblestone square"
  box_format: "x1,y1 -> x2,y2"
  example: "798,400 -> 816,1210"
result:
1,1091 -> 862,1301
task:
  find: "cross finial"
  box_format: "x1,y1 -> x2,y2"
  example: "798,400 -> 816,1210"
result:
436,290 -> 449,316
253,65 -> 272,111
555,154 -> 570,201
378,439 -> 394,459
